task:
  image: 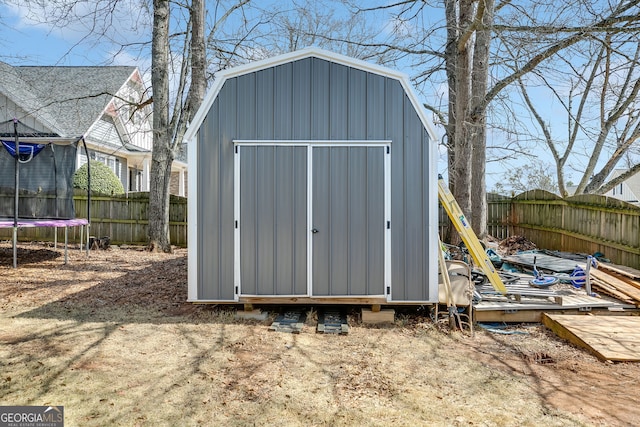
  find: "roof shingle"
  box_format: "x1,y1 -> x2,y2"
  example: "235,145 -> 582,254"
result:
0,62 -> 136,137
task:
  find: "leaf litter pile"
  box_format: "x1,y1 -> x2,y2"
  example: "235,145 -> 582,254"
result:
1,241 -> 639,426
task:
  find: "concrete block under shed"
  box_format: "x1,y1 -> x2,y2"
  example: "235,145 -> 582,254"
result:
361,308 -> 395,324
235,309 -> 268,321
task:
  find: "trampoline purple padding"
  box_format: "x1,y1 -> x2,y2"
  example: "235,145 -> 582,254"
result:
0,218 -> 89,266
0,218 -> 88,228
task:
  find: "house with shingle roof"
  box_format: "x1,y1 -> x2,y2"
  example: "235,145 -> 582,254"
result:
0,62 -> 187,196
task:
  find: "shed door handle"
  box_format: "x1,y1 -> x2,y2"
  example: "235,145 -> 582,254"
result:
312,228 -> 319,234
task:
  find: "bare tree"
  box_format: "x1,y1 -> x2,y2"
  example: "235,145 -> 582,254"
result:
516,31 -> 640,198
348,0 -> 640,239
147,0 -> 208,252
493,162 -> 559,195
148,0 -> 172,252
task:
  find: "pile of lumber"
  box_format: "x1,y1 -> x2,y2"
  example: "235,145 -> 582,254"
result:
590,264 -> 640,306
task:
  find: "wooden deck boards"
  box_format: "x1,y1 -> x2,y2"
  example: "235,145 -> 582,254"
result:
473,293 -> 630,323
475,294 -> 618,310
473,271 -> 636,322
590,269 -> 640,306
542,314 -> 640,362
598,263 -> 640,279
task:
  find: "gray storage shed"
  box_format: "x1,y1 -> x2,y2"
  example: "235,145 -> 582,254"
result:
185,48 -> 439,305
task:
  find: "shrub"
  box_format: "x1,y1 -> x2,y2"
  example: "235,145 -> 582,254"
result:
73,160 -> 125,195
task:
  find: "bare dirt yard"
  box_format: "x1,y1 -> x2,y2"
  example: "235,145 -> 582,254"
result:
1,242 -> 639,426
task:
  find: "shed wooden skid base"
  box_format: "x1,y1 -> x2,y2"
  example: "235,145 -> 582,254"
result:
192,298 -> 436,306
361,308 -> 395,324
239,297 -> 390,305
542,313 -> 640,362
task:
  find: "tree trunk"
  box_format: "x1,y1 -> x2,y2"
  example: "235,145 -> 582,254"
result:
450,0 -> 474,242
148,0 -> 172,252
470,0 -> 494,238
445,0 -> 494,241
444,0 -> 459,243
187,0 -> 206,112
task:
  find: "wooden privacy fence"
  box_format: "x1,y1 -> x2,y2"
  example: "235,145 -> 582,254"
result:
439,190 -> 640,270
509,190 -> 640,269
6,189 -> 639,266
438,193 -> 512,241
0,192 -> 188,247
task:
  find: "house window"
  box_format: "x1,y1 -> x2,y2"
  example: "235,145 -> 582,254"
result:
84,150 -> 122,180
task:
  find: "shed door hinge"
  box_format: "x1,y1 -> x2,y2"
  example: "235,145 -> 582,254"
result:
386,146 -> 390,154
386,286 -> 391,295
235,145 -> 238,154
386,221 -> 390,229
235,220 -> 238,229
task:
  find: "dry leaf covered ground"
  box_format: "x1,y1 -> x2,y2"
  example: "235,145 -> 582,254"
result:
1,242 -> 639,426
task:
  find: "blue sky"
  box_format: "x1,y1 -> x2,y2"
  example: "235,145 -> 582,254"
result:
1,5 -> 84,65
0,2 -> 149,66
0,1 -> 529,191
3,1 -> 629,194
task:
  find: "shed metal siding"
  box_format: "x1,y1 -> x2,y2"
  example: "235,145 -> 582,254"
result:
197,82 -> 235,300
274,64 -> 293,140
311,146 -> 385,296
239,145 -> 308,295
256,68 -> 273,139
329,63 -> 348,139
236,73 -> 255,139
195,56 -> 435,302
310,58 -> 330,140
293,60 -> 311,140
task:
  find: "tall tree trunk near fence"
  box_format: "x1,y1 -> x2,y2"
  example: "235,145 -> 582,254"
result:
448,0 -> 475,244
148,149 -> 174,251
444,0 -> 459,243
148,0 -> 206,252
148,0 -> 172,253
469,0 -> 493,238
444,0 -> 493,242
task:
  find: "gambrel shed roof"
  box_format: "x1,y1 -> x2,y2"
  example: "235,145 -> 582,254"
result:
185,47 -> 437,143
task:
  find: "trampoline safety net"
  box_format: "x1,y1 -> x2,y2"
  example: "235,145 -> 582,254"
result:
0,141 -> 78,219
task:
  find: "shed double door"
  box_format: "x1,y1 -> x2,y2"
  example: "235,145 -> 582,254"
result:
236,144 -> 388,298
